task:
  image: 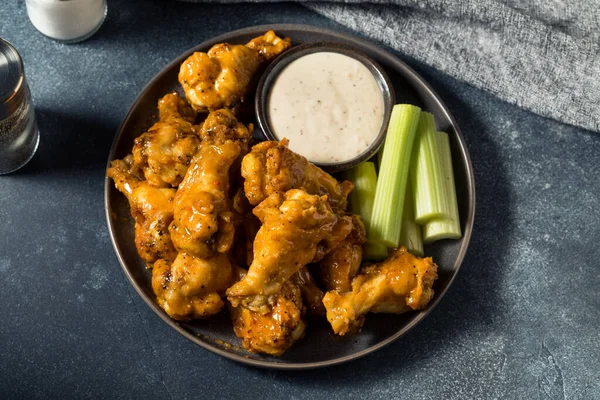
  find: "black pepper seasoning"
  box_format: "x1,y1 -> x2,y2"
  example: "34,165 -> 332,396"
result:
0,38 -> 39,175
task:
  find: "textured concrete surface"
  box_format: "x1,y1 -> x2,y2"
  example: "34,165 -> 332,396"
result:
1,0 -> 599,399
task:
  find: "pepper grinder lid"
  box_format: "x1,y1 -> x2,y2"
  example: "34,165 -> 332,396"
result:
0,38 -> 26,121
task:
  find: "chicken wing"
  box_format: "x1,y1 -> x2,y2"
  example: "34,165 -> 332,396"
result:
245,30 -> 292,62
231,208 -> 261,269
241,140 -> 354,211
226,189 -> 353,314
290,267 -> 325,317
152,252 -> 233,320
316,214 -> 366,292
323,247 -> 438,335
228,267 -> 305,356
107,157 -> 177,265
199,108 -> 253,155
169,140 -> 241,258
131,93 -> 200,188
179,30 -> 291,113
157,91 -> 197,122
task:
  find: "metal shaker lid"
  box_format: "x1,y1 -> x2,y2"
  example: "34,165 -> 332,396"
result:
0,38 -> 26,120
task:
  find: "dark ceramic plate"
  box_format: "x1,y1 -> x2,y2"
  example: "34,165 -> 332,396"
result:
105,24 -> 475,370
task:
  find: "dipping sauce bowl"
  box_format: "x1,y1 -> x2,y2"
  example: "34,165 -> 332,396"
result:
255,42 -> 395,172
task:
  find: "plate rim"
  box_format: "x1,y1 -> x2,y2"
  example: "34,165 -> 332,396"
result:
104,23 -> 476,370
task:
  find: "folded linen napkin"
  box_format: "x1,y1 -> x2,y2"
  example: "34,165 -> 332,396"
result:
180,0 -> 600,132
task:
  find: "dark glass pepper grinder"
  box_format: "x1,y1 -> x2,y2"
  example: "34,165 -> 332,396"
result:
0,38 -> 39,175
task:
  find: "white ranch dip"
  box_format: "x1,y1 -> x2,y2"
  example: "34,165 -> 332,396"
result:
268,52 -> 384,163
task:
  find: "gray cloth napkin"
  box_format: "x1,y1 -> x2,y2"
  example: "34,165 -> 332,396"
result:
180,0 -> 600,132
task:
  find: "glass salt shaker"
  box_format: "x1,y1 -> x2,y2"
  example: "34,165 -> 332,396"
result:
0,39 -> 40,175
26,0 -> 108,44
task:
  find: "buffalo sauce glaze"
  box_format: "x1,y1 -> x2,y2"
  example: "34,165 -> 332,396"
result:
267,52 -> 384,163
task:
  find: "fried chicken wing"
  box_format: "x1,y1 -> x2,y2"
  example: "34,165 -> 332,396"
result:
245,30 -> 292,61
199,109 -> 253,155
131,93 -> 200,188
323,247 -> 438,335
152,252 -> 233,320
241,140 -> 354,210
157,91 -> 197,122
179,31 -> 291,113
317,214 -> 366,292
169,140 -> 241,258
229,267 -> 305,356
290,267 -> 325,317
226,189 -> 352,313
107,157 -> 177,265
232,208 -> 261,268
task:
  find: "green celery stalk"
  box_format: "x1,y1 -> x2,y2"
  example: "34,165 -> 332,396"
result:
411,112 -> 451,224
345,162 -> 388,261
399,180 -> 424,256
346,162 -> 377,226
363,242 -> 389,261
423,132 -> 462,243
368,104 -> 421,247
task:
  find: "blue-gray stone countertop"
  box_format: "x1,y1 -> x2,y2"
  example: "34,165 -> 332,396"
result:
1,1 -> 598,399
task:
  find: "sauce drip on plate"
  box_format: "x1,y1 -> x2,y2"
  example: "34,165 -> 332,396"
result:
268,52 -> 384,164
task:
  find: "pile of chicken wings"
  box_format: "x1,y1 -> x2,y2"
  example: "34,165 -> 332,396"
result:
108,31 -> 438,356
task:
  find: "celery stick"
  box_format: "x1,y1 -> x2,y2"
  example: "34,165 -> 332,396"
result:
363,242 -> 388,261
346,162 -> 377,227
423,132 -> 462,243
399,180 -> 424,256
411,112 -> 451,224
345,162 -> 388,261
368,104 -> 421,248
